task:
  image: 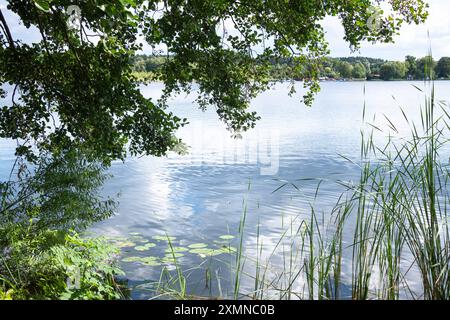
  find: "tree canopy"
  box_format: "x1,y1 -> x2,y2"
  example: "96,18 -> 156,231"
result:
379,61 -> 406,80
436,57 -> 450,79
0,0 -> 429,163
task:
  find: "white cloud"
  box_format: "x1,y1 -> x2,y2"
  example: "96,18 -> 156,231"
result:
323,0 -> 450,60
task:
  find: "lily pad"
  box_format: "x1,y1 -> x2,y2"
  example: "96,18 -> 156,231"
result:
162,254 -> 184,264
140,257 -> 162,266
116,241 -> 136,248
188,243 -> 208,249
164,253 -> 184,259
134,243 -> 156,251
213,239 -> 229,245
122,255 -> 162,266
219,235 -> 235,240
165,246 -> 188,253
189,248 -> 223,257
152,235 -> 177,242
218,246 -> 237,254
122,256 -> 142,263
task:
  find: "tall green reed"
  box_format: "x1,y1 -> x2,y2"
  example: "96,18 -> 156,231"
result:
150,59 -> 449,300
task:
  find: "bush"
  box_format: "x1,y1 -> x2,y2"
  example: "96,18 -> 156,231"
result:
1,150 -> 125,300
0,230 -> 126,300
0,149 -> 116,237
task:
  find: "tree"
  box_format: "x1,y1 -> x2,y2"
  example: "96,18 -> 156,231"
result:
362,60 -> 372,77
436,57 -> 450,79
352,62 -> 367,79
337,62 -> 354,79
415,56 -> 436,80
380,62 -> 407,80
405,55 -> 418,79
0,0 -> 429,164
0,150 -> 116,234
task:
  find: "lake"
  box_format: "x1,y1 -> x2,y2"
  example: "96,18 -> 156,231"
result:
1,81 -> 449,299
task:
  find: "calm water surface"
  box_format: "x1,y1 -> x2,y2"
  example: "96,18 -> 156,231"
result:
1,81 -> 449,299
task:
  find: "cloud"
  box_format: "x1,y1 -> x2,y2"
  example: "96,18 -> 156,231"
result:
323,0 -> 450,60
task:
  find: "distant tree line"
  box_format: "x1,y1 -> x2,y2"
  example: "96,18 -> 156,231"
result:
132,54 -> 450,81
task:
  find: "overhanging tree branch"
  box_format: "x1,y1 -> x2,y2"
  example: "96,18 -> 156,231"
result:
0,9 -> 15,49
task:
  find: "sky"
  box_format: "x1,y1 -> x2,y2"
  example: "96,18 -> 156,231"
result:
323,0 -> 450,60
1,0 -> 449,60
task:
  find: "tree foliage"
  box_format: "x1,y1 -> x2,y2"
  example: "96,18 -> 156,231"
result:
379,61 -> 406,80
0,0 -> 429,163
436,57 -> 450,79
352,62 -> 367,79
0,149 -> 116,236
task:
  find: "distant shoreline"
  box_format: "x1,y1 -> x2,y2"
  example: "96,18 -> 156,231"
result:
132,72 -> 450,84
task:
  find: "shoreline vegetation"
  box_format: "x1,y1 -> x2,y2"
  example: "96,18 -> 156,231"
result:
2,62 -> 450,301
1,0 -> 443,302
131,55 -> 450,82
150,77 -> 449,300
2,56 -> 449,300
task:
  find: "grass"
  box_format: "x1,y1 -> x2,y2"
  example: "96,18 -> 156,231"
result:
150,69 -> 449,300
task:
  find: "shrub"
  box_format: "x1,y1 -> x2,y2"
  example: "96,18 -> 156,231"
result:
1,230 -> 126,300
1,149 -> 125,300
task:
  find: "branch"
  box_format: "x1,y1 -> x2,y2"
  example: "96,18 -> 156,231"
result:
0,9 -> 14,48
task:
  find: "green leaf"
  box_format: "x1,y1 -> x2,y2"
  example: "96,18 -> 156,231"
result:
188,243 -> 208,249
34,0 -> 51,12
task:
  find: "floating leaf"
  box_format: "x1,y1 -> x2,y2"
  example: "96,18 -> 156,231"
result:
162,253 -> 184,264
218,246 -> 237,254
129,232 -> 141,236
213,239 -> 229,245
140,257 -> 162,266
152,235 -> 176,242
188,243 -> 208,249
122,256 -> 141,262
123,256 -> 162,266
142,260 -> 162,267
219,235 -> 235,240
164,253 -> 184,259
134,243 -> 156,251
165,246 -> 188,253
189,248 -> 222,257
115,241 -> 136,248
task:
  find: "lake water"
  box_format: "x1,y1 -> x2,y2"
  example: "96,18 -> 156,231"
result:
1,81 -> 450,299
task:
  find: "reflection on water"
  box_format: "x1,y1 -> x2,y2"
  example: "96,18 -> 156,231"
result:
1,81 -> 449,299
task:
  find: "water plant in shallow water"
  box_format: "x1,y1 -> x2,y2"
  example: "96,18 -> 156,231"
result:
135,243 -> 156,251
188,243 -> 208,249
152,235 -> 177,242
147,74 -> 449,300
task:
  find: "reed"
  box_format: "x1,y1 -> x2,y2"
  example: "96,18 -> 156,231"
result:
152,64 -> 449,300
